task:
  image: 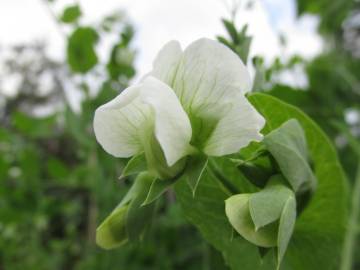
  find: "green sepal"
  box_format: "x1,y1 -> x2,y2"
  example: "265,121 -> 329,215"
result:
120,152 -> 147,179
142,178 -> 177,206
184,155 -> 208,196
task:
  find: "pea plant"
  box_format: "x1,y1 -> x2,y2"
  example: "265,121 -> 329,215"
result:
93,18 -> 348,270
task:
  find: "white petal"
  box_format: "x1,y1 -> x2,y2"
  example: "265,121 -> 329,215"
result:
93,76 -> 192,166
142,76 -> 192,166
151,40 -> 182,86
93,84 -> 150,158
203,94 -> 265,156
171,38 -> 251,112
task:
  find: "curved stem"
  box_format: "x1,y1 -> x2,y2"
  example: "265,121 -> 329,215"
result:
341,163 -> 360,270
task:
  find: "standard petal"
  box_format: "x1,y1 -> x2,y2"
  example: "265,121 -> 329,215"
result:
171,38 -> 252,112
141,76 -> 192,166
203,94 -> 265,156
150,40 -> 183,86
94,84 -> 149,158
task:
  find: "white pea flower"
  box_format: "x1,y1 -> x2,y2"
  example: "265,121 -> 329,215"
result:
94,38 -> 265,179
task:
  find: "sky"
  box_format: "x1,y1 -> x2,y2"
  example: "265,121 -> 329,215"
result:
0,0 -> 322,82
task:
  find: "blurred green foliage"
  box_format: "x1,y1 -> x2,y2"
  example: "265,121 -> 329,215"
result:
67,27 -> 99,73
60,4 -> 81,24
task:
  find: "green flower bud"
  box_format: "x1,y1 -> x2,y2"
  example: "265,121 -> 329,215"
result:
96,205 -> 128,250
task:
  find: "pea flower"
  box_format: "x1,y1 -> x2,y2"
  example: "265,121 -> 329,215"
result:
94,38 -> 265,179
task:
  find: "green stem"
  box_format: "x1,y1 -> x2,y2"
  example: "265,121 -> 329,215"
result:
341,164 -> 360,270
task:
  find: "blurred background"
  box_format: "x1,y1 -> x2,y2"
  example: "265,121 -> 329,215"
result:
0,0 -> 359,269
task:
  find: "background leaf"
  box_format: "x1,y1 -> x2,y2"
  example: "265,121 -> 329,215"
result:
60,5 -> 81,24
67,27 -> 98,73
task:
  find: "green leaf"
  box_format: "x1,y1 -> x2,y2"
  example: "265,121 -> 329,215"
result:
234,38 -> 251,63
142,178 -> 176,206
225,193 -> 278,248
222,19 -> 239,44
263,119 -> 317,192
237,153 -> 275,188
175,93 -> 348,270
184,155 -> 208,195
249,175 -> 293,230
252,57 -> 266,91
277,196 -> 296,268
211,157 -> 259,194
60,5 -> 81,23
120,153 -> 147,179
107,25 -> 136,80
67,27 -> 98,73
217,36 -> 235,51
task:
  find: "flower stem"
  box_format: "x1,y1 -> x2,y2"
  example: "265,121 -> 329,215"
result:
341,163 -> 360,270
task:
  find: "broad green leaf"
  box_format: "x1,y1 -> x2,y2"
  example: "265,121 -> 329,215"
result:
249,175 -> 293,230
142,178 -> 176,206
67,27 -> 98,73
184,155 -> 208,195
225,194 -> 278,247
60,5 -> 81,23
277,196 -> 296,268
263,119 -> 316,192
175,93 -> 348,270
120,153 -> 147,179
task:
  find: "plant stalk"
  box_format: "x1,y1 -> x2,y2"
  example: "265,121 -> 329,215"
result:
341,163 -> 360,270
